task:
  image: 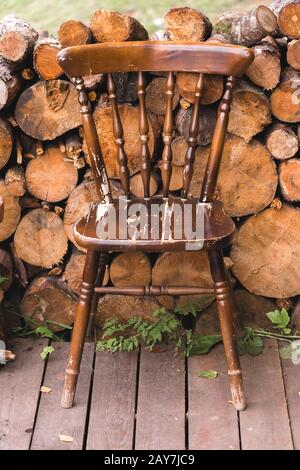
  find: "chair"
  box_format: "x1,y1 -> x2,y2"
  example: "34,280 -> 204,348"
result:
57,41 -> 254,411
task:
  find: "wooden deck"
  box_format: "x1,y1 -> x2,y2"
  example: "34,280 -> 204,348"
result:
0,337 -> 299,450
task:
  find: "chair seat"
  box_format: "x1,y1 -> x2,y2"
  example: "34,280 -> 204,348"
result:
74,196 -> 235,252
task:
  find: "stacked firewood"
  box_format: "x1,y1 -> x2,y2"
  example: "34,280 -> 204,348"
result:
1,2 -> 300,343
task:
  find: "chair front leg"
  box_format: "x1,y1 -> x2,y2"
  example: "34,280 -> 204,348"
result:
86,252 -> 108,337
208,248 -> 246,411
61,249 -> 100,409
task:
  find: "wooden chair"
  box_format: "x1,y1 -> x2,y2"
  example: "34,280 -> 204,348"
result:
57,41 -> 254,411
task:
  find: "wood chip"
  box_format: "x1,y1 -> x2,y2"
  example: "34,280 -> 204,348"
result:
58,434 -> 74,442
40,385 -> 52,393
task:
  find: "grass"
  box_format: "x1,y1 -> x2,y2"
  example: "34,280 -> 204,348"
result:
0,0 -> 266,35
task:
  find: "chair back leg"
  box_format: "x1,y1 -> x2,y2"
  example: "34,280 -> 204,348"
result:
61,250 -> 100,409
86,253 -> 108,338
208,248 -> 246,411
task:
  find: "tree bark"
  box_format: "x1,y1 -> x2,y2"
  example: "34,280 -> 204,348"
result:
246,38 -> 281,90
0,15 -> 38,63
33,37 -> 63,80
0,180 -> 21,242
175,106 -> 216,146
146,77 -> 180,115
0,58 -> 21,111
0,117 -> 13,170
5,165 -> 26,197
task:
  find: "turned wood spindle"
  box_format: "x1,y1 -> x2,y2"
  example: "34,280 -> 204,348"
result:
162,72 -> 175,198
137,71 -> 151,198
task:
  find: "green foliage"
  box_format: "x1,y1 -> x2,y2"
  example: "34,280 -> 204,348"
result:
198,370 -> 221,379
237,328 -> 264,356
174,298 -> 211,318
0,275 -> 8,285
267,309 -> 291,334
189,334 -> 222,356
40,345 -> 54,360
279,341 -> 300,363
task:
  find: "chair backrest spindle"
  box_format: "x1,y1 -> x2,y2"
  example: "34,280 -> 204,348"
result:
137,71 -> 151,198
162,71 -> 175,198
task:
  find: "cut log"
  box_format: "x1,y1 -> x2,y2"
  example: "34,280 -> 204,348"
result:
110,252 -> 151,287
0,249 -> 13,292
290,297 -> 300,333
96,295 -> 160,327
171,136 -> 188,166
129,172 -> 158,198
145,77 -> 180,115
65,131 -> 83,159
176,73 -> 224,105
113,72 -> 138,103
15,80 -> 82,140
164,7 -> 212,41
270,0 -> 300,38
64,179 -> 99,251
0,58 -> 22,111
90,9 -> 148,43
195,289 -> 276,335
14,208 -> 68,268
214,6 -> 278,47
190,135 -> 278,217
0,117 -> 13,170
33,37 -> 63,80
287,39 -> 300,70
152,251 -> 214,310
0,15 -> 38,63
231,204 -> 300,298
0,180 -> 21,242
279,158 -> 300,201
83,73 -> 104,91
271,67 -> 300,122
169,164 -> 183,192
175,106 -> 216,147
64,248 -> 109,295
83,102 -> 155,179
246,39 -> 281,90
58,20 -> 92,47
21,275 -> 76,332
5,165 -> 26,197
266,123 -> 299,160
25,143 -> 78,202
228,79 -> 271,142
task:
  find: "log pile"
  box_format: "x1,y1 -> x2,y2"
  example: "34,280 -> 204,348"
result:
1,3 -> 300,339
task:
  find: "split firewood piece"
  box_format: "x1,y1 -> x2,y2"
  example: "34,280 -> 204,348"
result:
58,20 -> 92,47
64,131 -> 85,169
25,143 -> 78,202
90,9 -> 148,43
21,276 -> 76,332
33,37 -> 63,80
110,252 -> 151,287
287,39 -> 300,70
164,7 -> 212,41
15,80 -> 82,140
195,289 -> 276,336
83,103 -> 155,179
228,79 -> 271,142
0,180 -> 21,242
175,106 -> 216,147
190,135 -> 278,217
0,117 -> 13,170
246,37 -> 281,90
0,15 -> 38,63
152,251 -> 214,310
171,136 -> 188,167
279,158 -> 300,201
64,179 -> 99,251
231,204 -> 300,298
0,58 -> 22,111
129,172 -> 158,198
83,74 -> 104,91
14,208 -> 68,268
145,77 -> 180,115
0,249 -> 13,292
96,295 -> 160,328
271,67 -> 300,122
176,73 -> 224,105
214,6 -> 278,47
266,123 -> 299,160
270,0 -> 300,39
64,248 -> 109,296
5,165 -> 26,197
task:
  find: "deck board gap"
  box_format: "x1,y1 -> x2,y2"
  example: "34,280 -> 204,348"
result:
277,340 -> 295,450
82,343 -> 96,450
185,354 -> 189,451
132,346 -> 141,450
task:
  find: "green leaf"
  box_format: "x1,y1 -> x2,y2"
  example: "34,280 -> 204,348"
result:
238,329 -> 264,356
189,335 -> 222,356
35,326 -> 58,340
40,345 -> 54,360
0,275 -> 8,285
267,309 -> 290,329
198,370 -> 221,379
279,344 -> 293,360
283,328 -> 292,335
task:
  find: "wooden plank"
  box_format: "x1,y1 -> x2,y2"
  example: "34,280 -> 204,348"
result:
86,350 -> 138,450
280,347 -> 300,449
135,346 -> 185,450
31,341 -> 94,450
188,344 -> 240,450
239,339 -> 293,450
0,338 -> 46,450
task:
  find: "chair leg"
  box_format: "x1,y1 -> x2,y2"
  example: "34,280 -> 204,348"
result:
61,249 -> 100,409
208,248 -> 246,411
86,252 -> 108,337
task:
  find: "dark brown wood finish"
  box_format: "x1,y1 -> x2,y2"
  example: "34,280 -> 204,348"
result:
57,40 -> 254,410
